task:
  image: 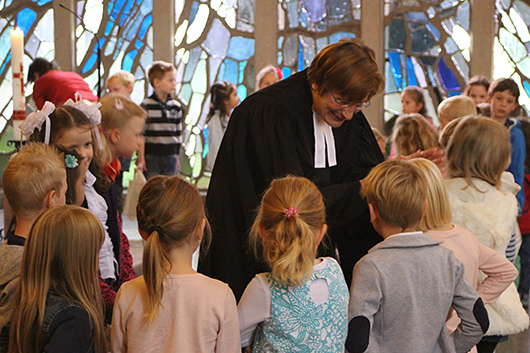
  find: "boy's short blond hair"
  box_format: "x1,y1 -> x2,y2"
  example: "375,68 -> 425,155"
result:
3,143 -> 65,219
437,96 -> 476,127
146,61 -> 175,87
446,115 -> 510,189
361,159 -> 427,229
106,70 -> 135,88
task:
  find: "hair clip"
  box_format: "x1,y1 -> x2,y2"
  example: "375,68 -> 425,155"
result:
63,92 -> 104,151
151,226 -> 164,235
283,207 -> 299,219
21,101 -> 55,144
114,98 -> 124,110
65,154 -> 79,168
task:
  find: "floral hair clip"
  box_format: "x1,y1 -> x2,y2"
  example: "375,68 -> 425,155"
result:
283,207 -> 299,219
65,154 -> 79,169
21,101 -> 56,144
63,92 -> 104,151
114,98 -> 124,110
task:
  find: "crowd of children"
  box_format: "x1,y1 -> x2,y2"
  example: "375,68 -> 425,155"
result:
1,58 -> 530,353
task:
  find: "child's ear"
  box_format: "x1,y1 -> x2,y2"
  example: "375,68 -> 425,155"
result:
196,218 -> 206,242
45,189 -> 57,208
109,128 -> 121,144
368,203 -> 378,223
258,223 -> 266,239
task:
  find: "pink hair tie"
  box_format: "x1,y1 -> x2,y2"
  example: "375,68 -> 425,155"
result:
283,207 -> 299,219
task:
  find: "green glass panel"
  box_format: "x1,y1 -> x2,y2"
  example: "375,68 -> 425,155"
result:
191,59 -> 207,94
499,27 -> 527,62
493,38 -> 516,79
185,134 -> 196,156
518,57 -> 530,78
510,8 -> 530,42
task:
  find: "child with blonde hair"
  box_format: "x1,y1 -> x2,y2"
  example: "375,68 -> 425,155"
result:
413,158 -> 517,351
99,93 -> 146,178
111,175 -> 239,352
8,205 -> 107,353
348,159 -> 487,353
0,143 -> 66,352
445,115 -> 529,352
106,70 -> 135,98
392,113 -> 441,156
437,95 -> 476,130
439,117 -> 462,148
238,175 -> 349,352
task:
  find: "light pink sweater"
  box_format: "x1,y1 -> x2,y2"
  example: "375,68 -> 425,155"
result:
426,225 -> 517,332
111,273 -> 240,353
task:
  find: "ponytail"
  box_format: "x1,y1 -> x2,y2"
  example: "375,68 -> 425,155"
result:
142,230 -> 166,324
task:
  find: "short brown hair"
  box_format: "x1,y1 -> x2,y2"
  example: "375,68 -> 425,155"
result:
361,159 -> 427,229
146,61 -> 175,87
392,113 -> 441,156
446,115 -> 510,189
439,117 -> 462,149
3,143 -> 65,218
488,77 -> 520,101
307,38 -> 384,104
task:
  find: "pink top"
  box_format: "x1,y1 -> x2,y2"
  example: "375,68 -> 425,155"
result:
111,273 -> 240,353
426,225 -> 517,331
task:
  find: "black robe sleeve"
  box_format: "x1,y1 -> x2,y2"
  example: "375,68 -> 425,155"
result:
200,70 -> 384,299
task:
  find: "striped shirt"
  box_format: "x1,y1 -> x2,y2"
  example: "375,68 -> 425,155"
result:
141,94 -> 182,155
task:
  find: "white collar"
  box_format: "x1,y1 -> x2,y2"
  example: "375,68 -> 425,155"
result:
312,112 -> 337,168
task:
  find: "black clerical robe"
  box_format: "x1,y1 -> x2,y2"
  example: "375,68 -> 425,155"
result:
199,70 -> 384,300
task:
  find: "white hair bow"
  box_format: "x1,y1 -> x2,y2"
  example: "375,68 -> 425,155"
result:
21,101 -> 55,144
63,92 -> 104,150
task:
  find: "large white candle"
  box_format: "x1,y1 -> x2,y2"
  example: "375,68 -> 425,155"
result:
10,27 -> 25,141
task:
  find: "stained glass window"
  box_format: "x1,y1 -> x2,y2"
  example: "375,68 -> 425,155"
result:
174,0 -> 255,187
493,0 -> 530,110
383,0 -> 471,125
277,0 -> 360,77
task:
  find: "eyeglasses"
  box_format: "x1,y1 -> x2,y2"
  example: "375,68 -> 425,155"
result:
331,92 -> 371,109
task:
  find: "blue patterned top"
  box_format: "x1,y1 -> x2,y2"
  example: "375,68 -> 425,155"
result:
253,257 -> 349,353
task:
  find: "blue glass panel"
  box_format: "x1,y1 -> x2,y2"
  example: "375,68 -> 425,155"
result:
437,57 -> 460,90
237,84 -> 247,100
282,67 -> 291,78
17,8 -> 37,33
388,18 -> 406,51
523,80 -> 530,98
448,90 -> 462,97
227,37 -> 254,60
406,12 -> 428,23
0,53 -> 11,76
111,0 -> 127,20
123,49 -> 138,72
82,53 -> 97,73
299,10 -> 308,28
427,67 -> 437,87
105,21 -> 114,36
139,14 -> 151,39
426,23 -> 440,41
298,42 -> 304,71
238,61 -> 246,84
456,1 -> 470,31
123,0 -> 135,15
419,56 -> 436,66
37,0 -> 52,4
327,0 -> 349,18
135,39 -> 142,49
406,57 -> 418,86
385,61 -> 399,93
330,32 -> 355,44
98,37 -> 105,49
222,59 -> 238,84
190,2 -> 199,25
388,51 -> 403,90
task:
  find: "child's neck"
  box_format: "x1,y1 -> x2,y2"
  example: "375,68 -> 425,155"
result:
14,217 -> 38,239
154,90 -> 170,102
492,114 -> 508,125
381,225 -> 418,240
431,223 -> 454,232
165,242 -> 197,275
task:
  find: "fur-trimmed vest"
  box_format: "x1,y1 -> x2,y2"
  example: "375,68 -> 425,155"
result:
446,176 -> 529,336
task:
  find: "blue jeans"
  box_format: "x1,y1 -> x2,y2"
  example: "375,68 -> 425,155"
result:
144,154 -> 178,179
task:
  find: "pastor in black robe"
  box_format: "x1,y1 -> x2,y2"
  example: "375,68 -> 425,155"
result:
199,69 -> 384,300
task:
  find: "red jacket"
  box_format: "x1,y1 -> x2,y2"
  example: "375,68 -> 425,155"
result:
33,70 -> 97,109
